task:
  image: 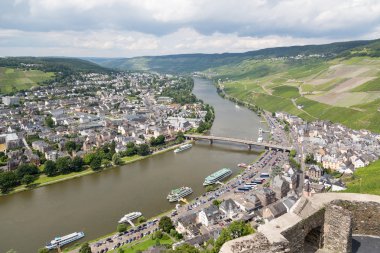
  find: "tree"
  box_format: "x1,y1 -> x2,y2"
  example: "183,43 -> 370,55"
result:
44,115 -> 54,128
158,216 -> 174,233
176,131 -> 185,143
137,216 -> 146,224
65,141 -> 77,154
21,174 -> 36,186
90,156 -> 102,170
83,153 -> 95,165
228,221 -> 254,239
212,199 -> 222,207
44,160 -> 58,176
284,124 -> 289,132
289,149 -> 297,158
305,153 -> 317,164
56,157 -> 73,174
16,163 -> 39,180
79,242 -> 92,253
0,171 -> 19,193
72,156 -> 84,172
271,166 -> 283,178
38,248 -> 49,253
117,223 -> 127,233
167,243 -> 200,253
137,144 -> 150,156
112,153 -> 121,165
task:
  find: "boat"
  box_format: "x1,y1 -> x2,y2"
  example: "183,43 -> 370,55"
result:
167,186 -> 193,202
45,232 -> 85,250
118,212 -> 142,223
174,143 -> 192,153
203,168 -> 232,186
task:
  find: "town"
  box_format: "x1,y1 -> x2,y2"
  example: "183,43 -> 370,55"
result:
0,71 -> 214,193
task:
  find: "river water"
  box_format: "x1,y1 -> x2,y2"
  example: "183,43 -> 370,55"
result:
0,78 -> 267,253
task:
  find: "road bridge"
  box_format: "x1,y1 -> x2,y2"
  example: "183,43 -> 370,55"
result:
184,134 -> 292,151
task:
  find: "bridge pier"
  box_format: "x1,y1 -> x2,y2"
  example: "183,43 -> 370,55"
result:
209,139 -> 213,144
248,144 -> 251,150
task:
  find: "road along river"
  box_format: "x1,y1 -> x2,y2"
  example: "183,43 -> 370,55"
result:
0,77 -> 268,252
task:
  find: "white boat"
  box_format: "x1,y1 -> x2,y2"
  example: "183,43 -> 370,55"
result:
203,168 -> 232,186
174,143 -> 192,153
45,232 -> 85,250
118,212 -> 142,224
167,186 -> 193,202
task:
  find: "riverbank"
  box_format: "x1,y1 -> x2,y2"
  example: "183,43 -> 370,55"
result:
64,148 -> 266,253
1,141 -> 193,197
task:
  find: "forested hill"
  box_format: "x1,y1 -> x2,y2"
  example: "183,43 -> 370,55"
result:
89,39 -> 379,73
0,57 -> 111,74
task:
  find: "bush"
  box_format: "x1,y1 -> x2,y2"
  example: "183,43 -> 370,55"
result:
117,223 -> 128,233
158,216 -> 174,233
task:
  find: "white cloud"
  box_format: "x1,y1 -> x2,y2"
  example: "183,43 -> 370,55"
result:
0,0 -> 379,57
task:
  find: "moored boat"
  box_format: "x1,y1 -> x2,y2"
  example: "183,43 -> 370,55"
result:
45,232 -> 85,250
167,186 -> 193,202
174,143 -> 192,153
118,212 -> 142,224
203,168 -> 232,186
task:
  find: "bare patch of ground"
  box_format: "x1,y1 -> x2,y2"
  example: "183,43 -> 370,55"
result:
306,91 -> 380,107
331,77 -> 376,93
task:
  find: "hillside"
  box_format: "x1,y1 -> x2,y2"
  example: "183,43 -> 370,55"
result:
91,39 -> 375,73
0,57 -> 111,74
0,57 -> 111,95
0,67 -> 54,94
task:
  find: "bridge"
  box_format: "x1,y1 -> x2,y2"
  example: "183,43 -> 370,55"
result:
184,134 -> 292,151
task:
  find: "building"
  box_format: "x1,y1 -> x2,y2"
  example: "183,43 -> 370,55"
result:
219,199 -> 239,219
271,175 -> 290,200
198,204 -> 221,227
307,165 -> 323,181
2,96 -> 20,106
256,188 -> 276,207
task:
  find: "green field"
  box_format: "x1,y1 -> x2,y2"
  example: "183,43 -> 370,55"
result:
0,67 -> 54,94
344,160 -> 380,195
214,56 -> 380,133
351,76 -> 380,92
108,237 -> 173,253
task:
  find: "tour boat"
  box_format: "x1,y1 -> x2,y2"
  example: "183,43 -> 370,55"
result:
45,232 -> 85,250
203,168 -> 232,186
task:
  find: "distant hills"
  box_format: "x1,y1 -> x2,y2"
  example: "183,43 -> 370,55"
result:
0,57 -> 111,74
88,39 -> 380,73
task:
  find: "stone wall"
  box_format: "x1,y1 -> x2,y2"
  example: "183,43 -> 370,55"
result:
220,193 -> 380,253
323,205 -> 352,253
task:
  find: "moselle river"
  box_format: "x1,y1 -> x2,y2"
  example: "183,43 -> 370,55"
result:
0,78 -> 267,252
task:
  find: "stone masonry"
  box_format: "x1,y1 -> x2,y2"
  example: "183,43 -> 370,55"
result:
220,193 -> 380,253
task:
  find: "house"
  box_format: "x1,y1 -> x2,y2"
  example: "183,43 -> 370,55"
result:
198,205 -> 221,227
219,199 -> 239,219
353,157 -> 365,168
32,140 -> 51,153
176,213 -> 198,236
256,188 -> 276,207
233,194 -> 261,213
307,165 -> 323,181
262,201 -> 287,220
271,175 -> 290,200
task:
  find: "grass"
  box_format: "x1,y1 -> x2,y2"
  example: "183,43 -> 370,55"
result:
351,76 -> 380,92
344,160 -> 380,195
272,85 -> 300,98
0,67 -> 54,94
215,56 -> 380,133
108,236 -> 173,253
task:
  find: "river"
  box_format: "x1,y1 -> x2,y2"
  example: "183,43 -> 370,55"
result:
0,78 -> 267,253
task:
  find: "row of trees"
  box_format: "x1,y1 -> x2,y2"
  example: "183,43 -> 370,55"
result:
0,163 -> 40,193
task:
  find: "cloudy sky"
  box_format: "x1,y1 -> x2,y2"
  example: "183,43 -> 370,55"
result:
1,0 -> 380,57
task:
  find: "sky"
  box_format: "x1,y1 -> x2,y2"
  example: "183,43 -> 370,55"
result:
1,0 -> 380,58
